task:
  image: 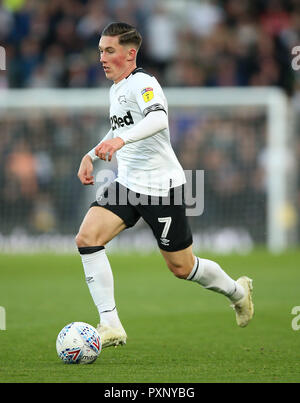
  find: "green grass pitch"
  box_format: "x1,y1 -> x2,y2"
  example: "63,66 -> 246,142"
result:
0,249 -> 300,383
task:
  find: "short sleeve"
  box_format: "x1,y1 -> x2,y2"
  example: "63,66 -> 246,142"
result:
131,73 -> 167,116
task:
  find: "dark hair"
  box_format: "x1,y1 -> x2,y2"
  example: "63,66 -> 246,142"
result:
101,22 -> 142,50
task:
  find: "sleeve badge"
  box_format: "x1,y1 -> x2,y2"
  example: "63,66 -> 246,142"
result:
141,87 -> 154,102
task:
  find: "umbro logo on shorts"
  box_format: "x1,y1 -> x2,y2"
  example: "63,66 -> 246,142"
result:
110,111 -> 134,131
160,238 -> 170,246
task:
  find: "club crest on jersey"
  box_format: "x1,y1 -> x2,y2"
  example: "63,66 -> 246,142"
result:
118,95 -> 127,104
141,87 -> 154,102
110,111 -> 134,131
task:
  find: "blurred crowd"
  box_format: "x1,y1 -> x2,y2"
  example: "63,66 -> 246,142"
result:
0,107 -> 269,241
0,0 -> 299,93
171,107 -> 268,241
0,0 -> 299,243
0,110 -> 106,234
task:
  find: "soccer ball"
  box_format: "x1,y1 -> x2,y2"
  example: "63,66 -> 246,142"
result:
56,322 -> 101,364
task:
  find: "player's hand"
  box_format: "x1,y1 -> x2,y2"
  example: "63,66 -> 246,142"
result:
95,137 -> 125,161
77,154 -> 94,185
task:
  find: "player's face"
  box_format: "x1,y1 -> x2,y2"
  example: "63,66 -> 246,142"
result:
99,35 -> 135,83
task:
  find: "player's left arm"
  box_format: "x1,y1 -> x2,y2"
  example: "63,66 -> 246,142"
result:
95,110 -> 168,161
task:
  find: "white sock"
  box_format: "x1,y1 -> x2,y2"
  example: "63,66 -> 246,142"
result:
187,257 -> 244,302
79,247 -> 123,328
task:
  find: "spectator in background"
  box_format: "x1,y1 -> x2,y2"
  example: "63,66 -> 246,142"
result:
185,0 -> 224,38
5,137 -> 38,199
260,0 -> 291,37
77,0 -> 109,44
144,5 -> 178,82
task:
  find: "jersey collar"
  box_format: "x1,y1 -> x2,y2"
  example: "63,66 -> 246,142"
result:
125,67 -> 142,79
113,67 -> 143,88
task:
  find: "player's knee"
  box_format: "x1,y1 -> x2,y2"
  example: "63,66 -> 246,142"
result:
174,269 -> 189,280
75,232 -> 86,247
167,261 -> 190,280
75,231 -> 94,248
75,228 -> 108,247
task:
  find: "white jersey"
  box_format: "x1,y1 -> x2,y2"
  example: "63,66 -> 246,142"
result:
109,67 -> 186,197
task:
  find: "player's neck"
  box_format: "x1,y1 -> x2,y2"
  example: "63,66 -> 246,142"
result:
114,64 -> 137,84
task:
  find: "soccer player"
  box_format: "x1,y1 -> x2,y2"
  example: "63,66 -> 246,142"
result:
76,22 -> 254,348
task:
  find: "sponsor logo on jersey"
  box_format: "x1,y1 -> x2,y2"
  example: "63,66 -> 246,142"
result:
141,87 -> 154,102
110,111 -> 134,130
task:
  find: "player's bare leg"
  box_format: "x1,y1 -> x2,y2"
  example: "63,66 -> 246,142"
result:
76,206 -> 126,247
160,245 -> 195,279
160,246 -> 254,327
76,206 -> 127,347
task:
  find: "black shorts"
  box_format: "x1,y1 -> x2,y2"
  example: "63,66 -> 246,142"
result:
90,181 -> 193,252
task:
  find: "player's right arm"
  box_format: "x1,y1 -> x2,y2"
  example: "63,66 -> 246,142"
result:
77,129 -> 113,185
